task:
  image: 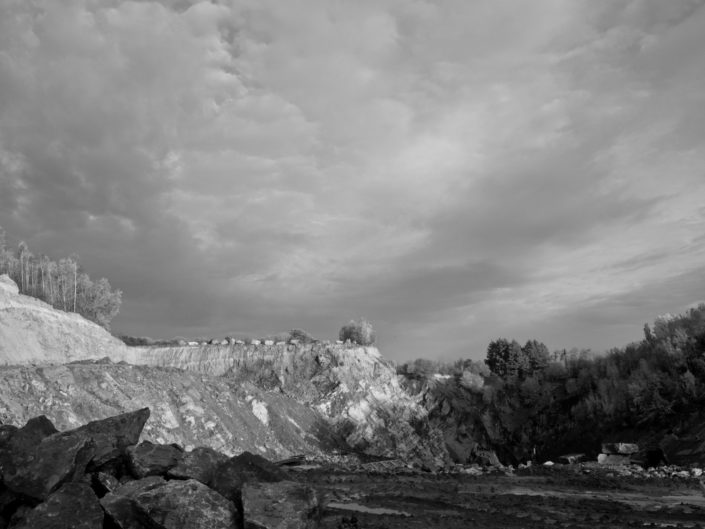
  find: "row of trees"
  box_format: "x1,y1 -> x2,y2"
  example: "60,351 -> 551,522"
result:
0,228 -> 122,330
402,304 -> 705,463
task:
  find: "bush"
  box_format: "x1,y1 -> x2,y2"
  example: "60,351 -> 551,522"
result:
288,328 -> 317,343
338,318 -> 376,345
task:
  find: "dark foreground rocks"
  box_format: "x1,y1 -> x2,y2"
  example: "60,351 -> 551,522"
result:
0,409 -> 319,529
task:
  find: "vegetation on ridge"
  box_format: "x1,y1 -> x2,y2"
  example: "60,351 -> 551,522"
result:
399,304 -> 705,463
0,226 -> 122,330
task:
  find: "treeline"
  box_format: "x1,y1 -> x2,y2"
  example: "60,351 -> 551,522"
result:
0,228 -> 122,330
401,304 -> 705,463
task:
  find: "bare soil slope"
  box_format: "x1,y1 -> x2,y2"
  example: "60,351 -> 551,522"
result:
0,275 -> 129,365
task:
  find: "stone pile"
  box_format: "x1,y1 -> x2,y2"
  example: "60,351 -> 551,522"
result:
0,409 -> 319,529
597,442 -> 639,465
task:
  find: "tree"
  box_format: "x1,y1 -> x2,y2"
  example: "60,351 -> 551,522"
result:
339,318 -> 376,345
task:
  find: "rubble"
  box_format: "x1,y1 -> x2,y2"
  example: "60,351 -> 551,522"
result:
0,410 -> 321,529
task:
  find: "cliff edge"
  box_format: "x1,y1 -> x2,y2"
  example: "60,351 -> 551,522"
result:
0,275 -> 129,365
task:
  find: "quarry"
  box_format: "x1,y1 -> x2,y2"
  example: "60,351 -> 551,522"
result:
2,273 -> 705,528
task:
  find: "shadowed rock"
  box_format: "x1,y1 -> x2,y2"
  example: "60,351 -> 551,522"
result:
210,451 -> 287,502
2,431 -> 96,500
101,477 -> 166,529
72,408 -> 150,469
132,479 -> 236,529
11,482 -> 103,529
242,481 -> 319,529
167,446 -> 228,485
127,441 -> 184,478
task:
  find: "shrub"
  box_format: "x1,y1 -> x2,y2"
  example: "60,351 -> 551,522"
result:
288,329 -> 317,343
338,318 -> 376,346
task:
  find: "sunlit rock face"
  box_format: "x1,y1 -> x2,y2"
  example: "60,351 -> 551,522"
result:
0,275 -> 129,365
0,363 -> 336,461
0,272 -> 448,464
128,343 -> 449,465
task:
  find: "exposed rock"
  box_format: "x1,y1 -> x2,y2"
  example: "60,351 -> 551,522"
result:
12,482 -> 103,529
92,472 -> 120,496
127,441 -> 183,478
101,477 -> 166,529
132,479 -> 236,529
602,443 -> 639,455
73,408 -> 150,470
211,451 -> 287,501
1,430 -> 95,500
167,446 -> 228,484
0,275 -> 129,365
0,364 -> 336,460
242,480 -> 318,529
597,453 -> 631,465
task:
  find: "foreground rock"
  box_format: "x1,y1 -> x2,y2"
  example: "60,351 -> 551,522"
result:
0,410 -> 320,529
13,482 -> 103,529
242,481 -> 319,529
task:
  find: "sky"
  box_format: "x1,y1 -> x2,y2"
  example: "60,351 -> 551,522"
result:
1,0 -> 704,362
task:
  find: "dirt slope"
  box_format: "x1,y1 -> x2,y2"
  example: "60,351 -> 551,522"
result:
0,275 -> 129,365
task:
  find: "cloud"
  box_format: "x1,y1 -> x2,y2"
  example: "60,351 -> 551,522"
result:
0,0 -> 704,359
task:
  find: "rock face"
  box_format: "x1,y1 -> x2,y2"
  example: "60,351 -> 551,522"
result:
1,410 -> 318,529
0,275 -> 129,365
0,363 -> 337,461
0,273 -> 447,464
127,342 -> 448,463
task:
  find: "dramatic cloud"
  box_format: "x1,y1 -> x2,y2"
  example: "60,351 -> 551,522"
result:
1,0 -> 704,361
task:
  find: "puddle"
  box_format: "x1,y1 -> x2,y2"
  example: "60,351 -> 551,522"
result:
327,502 -> 411,516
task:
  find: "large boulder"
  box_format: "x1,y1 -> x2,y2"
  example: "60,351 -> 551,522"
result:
131,479 -> 236,529
167,446 -> 229,484
0,409 -> 151,500
72,408 -> 150,470
127,441 -> 184,478
1,430 -> 95,500
210,451 -> 287,502
101,477 -> 167,529
11,482 -> 103,529
242,481 -> 319,529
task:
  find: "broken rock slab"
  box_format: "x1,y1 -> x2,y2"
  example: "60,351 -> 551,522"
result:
602,443 -> 639,455
167,446 -> 229,485
597,453 -> 631,465
210,451 -> 287,501
242,480 -> 319,529
127,441 -> 184,478
12,482 -> 104,529
1,430 -> 96,500
132,479 -> 237,529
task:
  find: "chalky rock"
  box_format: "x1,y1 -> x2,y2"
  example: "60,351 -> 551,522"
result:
167,446 -> 229,485
132,479 -> 236,529
602,443 -> 639,455
12,482 -> 103,529
210,451 -> 287,501
242,481 -> 319,529
127,441 -> 184,478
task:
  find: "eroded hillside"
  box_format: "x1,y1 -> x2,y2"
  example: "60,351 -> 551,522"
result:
0,361 -> 337,460
0,275 -> 129,365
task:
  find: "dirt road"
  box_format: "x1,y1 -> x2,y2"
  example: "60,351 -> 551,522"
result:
295,465 -> 705,528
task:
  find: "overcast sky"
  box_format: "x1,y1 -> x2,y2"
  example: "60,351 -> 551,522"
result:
1,1 -> 704,362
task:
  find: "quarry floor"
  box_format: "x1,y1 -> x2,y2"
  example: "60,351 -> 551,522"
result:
296,465 -> 705,529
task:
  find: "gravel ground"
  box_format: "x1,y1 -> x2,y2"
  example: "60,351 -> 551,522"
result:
291,464 -> 705,529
